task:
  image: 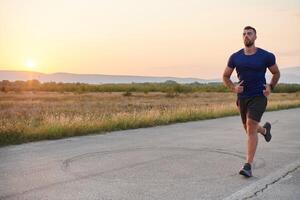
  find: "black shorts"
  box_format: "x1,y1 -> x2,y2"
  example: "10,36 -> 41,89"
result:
236,96 -> 267,124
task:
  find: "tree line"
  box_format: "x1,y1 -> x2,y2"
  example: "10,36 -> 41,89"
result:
1,80 -> 300,93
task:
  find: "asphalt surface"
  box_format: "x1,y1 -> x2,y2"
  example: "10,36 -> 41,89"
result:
0,108 -> 299,200
249,166 -> 300,200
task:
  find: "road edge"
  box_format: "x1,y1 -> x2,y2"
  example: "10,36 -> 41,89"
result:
223,159 -> 300,200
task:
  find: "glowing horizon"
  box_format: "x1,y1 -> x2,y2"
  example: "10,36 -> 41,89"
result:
0,0 -> 299,79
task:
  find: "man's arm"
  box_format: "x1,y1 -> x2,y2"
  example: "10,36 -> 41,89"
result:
223,66 -> 243,93
268,64 -> 280,90
263,64 -> 280,96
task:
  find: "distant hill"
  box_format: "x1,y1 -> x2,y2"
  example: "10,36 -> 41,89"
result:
269,66 -> 300,83
0,71 -> 208,84
0,66 -> 299,84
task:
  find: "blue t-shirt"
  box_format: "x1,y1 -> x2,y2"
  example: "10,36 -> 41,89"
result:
227,48 -> 276,99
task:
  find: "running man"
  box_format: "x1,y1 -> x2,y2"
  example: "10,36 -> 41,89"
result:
223,26 -> 280,177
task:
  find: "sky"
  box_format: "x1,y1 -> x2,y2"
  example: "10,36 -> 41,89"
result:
0,0 -> 299,79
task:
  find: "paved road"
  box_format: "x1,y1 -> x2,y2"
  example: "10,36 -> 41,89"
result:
0,108 -> 299,200
250,166 -> 300,200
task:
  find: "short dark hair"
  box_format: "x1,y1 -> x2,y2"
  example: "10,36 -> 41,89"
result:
244,26 -> 256,34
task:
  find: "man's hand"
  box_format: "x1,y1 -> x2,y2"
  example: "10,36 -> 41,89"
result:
234,80 -> 244,93
263,84 -> 271,97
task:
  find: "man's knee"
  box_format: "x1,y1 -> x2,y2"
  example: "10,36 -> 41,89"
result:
247,118 -> 258,126
246,118 -> 259,134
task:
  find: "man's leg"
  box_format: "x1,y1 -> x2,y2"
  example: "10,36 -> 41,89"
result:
243,124 -> 267,138
239,96 -> 268,177
257,125 -> 266,135
239,118 -> 257,177
243,124 -> 265,135
241,121 -> 262,164
246,118 -> 259,164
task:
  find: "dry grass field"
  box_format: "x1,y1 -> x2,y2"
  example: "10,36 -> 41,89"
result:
1,91 -> 300,146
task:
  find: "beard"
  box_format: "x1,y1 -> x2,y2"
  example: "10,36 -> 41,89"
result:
244,39 -> 254,47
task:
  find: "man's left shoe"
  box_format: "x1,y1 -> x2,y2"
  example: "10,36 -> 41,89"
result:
263,122 -> 272,142
239,163 -> 252,177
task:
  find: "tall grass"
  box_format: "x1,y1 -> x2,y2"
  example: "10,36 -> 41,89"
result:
0,92 -> 299,146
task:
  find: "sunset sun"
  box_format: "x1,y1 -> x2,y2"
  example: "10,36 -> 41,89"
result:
25,59 -> 37,70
